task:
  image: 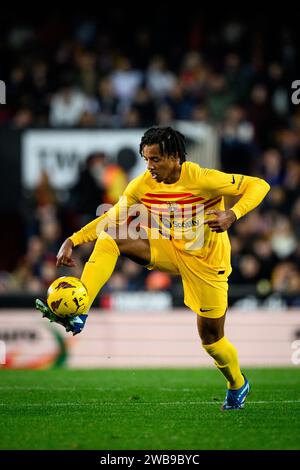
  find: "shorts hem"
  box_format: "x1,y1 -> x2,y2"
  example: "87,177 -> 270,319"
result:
185,301 -> 227,319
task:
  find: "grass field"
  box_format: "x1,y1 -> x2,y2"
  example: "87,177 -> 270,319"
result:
0,368 -> 300,450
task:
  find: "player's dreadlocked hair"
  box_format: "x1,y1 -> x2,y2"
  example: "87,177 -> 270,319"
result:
139,126 -> 187,163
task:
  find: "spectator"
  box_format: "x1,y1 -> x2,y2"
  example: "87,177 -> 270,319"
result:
49,81 -> 91,127
1,11 -> 299,304
71,152 -> 107,224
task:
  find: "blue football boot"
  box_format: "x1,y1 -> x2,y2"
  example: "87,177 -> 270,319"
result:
35,299 -> 88,335
222,375 -> 250,410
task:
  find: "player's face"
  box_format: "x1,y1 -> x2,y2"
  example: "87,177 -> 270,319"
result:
142,144 -> 181,183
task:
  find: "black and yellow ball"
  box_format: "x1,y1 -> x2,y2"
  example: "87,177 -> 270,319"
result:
47,276 -> 89,318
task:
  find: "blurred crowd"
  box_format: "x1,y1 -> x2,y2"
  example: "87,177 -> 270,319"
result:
0,9 -> 300,305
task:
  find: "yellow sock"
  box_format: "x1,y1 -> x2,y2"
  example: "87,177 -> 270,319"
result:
81,231 -> 120,311
202,336 -> 244,389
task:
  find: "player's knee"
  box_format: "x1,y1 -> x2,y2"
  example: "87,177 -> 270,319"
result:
104,227 -> 150,264
197,316 -> 225,344
115,237 -> 134,253
200,331 -> 223,345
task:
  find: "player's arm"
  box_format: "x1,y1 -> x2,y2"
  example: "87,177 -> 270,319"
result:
56,213 -> 108,267
202,169 -> 270,232
56,178 -> 141,267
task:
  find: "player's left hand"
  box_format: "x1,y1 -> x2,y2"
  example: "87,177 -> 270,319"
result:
204,209 -> 237,232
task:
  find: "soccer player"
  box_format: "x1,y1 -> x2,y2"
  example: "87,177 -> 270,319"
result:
36,126 -> 270,410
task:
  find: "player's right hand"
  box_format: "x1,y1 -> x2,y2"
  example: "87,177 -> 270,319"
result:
56,238 -> 76,267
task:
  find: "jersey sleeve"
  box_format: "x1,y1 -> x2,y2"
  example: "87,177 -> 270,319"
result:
201,168 -> 270,220
69,176 -> 142,246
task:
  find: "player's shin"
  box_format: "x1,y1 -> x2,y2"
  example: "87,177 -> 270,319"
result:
202,336 -> 244,390
80,231 -> 120,311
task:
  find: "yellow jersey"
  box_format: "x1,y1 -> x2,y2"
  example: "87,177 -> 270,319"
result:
70,162 -> 270,270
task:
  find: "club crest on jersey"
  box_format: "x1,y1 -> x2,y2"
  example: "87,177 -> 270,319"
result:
167,202 -> 180,212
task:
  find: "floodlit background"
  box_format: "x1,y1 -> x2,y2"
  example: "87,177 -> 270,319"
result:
0,7 -> 299,368
1,7 -> 300,453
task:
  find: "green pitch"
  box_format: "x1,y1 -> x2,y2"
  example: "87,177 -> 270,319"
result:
0,368 -> 299,450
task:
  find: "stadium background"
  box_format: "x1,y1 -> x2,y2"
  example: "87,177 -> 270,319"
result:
0,8 -> 300,368
1,7 -> 300,453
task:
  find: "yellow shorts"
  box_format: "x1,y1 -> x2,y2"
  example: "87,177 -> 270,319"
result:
146,233 -> 230,319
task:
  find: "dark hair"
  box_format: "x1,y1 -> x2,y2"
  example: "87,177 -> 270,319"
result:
139,126 -> 186,163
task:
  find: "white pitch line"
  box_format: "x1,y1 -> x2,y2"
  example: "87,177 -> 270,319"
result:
0,386 -> 288,393
0,387 -> 200,392
0,400 -> 300,406
0,386 -> 224,392
0,386 -> 125,391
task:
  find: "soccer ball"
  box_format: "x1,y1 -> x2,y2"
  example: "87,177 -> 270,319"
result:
47,276 -> 89,318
